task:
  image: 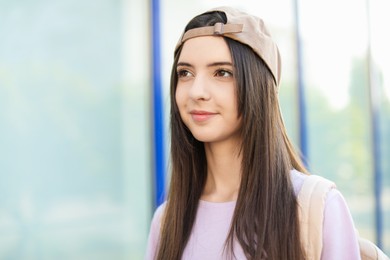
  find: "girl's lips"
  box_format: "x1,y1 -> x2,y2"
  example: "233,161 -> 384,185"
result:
190,110 -> 217,122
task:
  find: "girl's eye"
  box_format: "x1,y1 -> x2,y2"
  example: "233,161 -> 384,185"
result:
215,69 -> 233,78
177,69 -> 193,78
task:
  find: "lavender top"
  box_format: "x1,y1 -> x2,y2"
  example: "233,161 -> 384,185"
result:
145,170 -> 361,259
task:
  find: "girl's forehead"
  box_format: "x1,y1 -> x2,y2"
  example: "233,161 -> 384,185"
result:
178,36 -> 232,64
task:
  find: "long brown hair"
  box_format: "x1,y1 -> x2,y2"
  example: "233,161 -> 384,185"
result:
156,11 -> 307,260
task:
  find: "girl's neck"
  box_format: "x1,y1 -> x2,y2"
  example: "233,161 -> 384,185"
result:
201,140 -> 242,202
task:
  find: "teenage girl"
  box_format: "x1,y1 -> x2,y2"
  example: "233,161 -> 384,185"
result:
146,6 -> 360,260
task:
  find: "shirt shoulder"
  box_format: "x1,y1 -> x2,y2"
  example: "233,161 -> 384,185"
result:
290,170 -> 360,259
322,189 -> 361,259
145,202 -> 166,260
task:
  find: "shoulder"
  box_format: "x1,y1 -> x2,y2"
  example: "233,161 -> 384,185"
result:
145,202 -> 167,260
322,189 -> 360,259
291,170 -> 352,222
290,169 -> 337,199
290,170 -> 360,259
149,202 -> 166,238
290,170 -> 348,206
152,202 -> 166,223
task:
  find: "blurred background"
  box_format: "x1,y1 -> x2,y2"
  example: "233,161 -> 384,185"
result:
0,0 -> 388,259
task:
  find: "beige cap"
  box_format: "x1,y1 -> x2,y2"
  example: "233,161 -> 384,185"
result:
175,6 -> 282,87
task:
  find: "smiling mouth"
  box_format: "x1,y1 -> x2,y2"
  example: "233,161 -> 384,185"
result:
190,111 -> 217,122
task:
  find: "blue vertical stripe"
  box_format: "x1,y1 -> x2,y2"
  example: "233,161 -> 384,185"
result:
293,0 -> 309,166
371,103 -> 383,247
151,0 -> 165,207
366,0 -> 383,247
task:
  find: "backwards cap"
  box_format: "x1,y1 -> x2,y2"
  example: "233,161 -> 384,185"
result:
175,6 -> 282,87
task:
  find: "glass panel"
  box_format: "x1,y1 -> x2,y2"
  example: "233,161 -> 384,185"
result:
124,0 -> 153,258
0,0 -> 152,258
298,0 -> 376,241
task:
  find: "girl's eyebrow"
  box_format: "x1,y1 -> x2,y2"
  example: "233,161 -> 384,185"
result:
207,62 -> 233,67
176,61 -> 233,68
177,62 -> 192,68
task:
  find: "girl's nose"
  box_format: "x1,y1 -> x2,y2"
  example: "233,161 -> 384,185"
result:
188,74 -> 211,101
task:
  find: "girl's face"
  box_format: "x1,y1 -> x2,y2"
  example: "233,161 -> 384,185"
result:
175,36 -> 242,144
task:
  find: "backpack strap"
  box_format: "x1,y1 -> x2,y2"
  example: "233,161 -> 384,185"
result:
297,175 -> 336,260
